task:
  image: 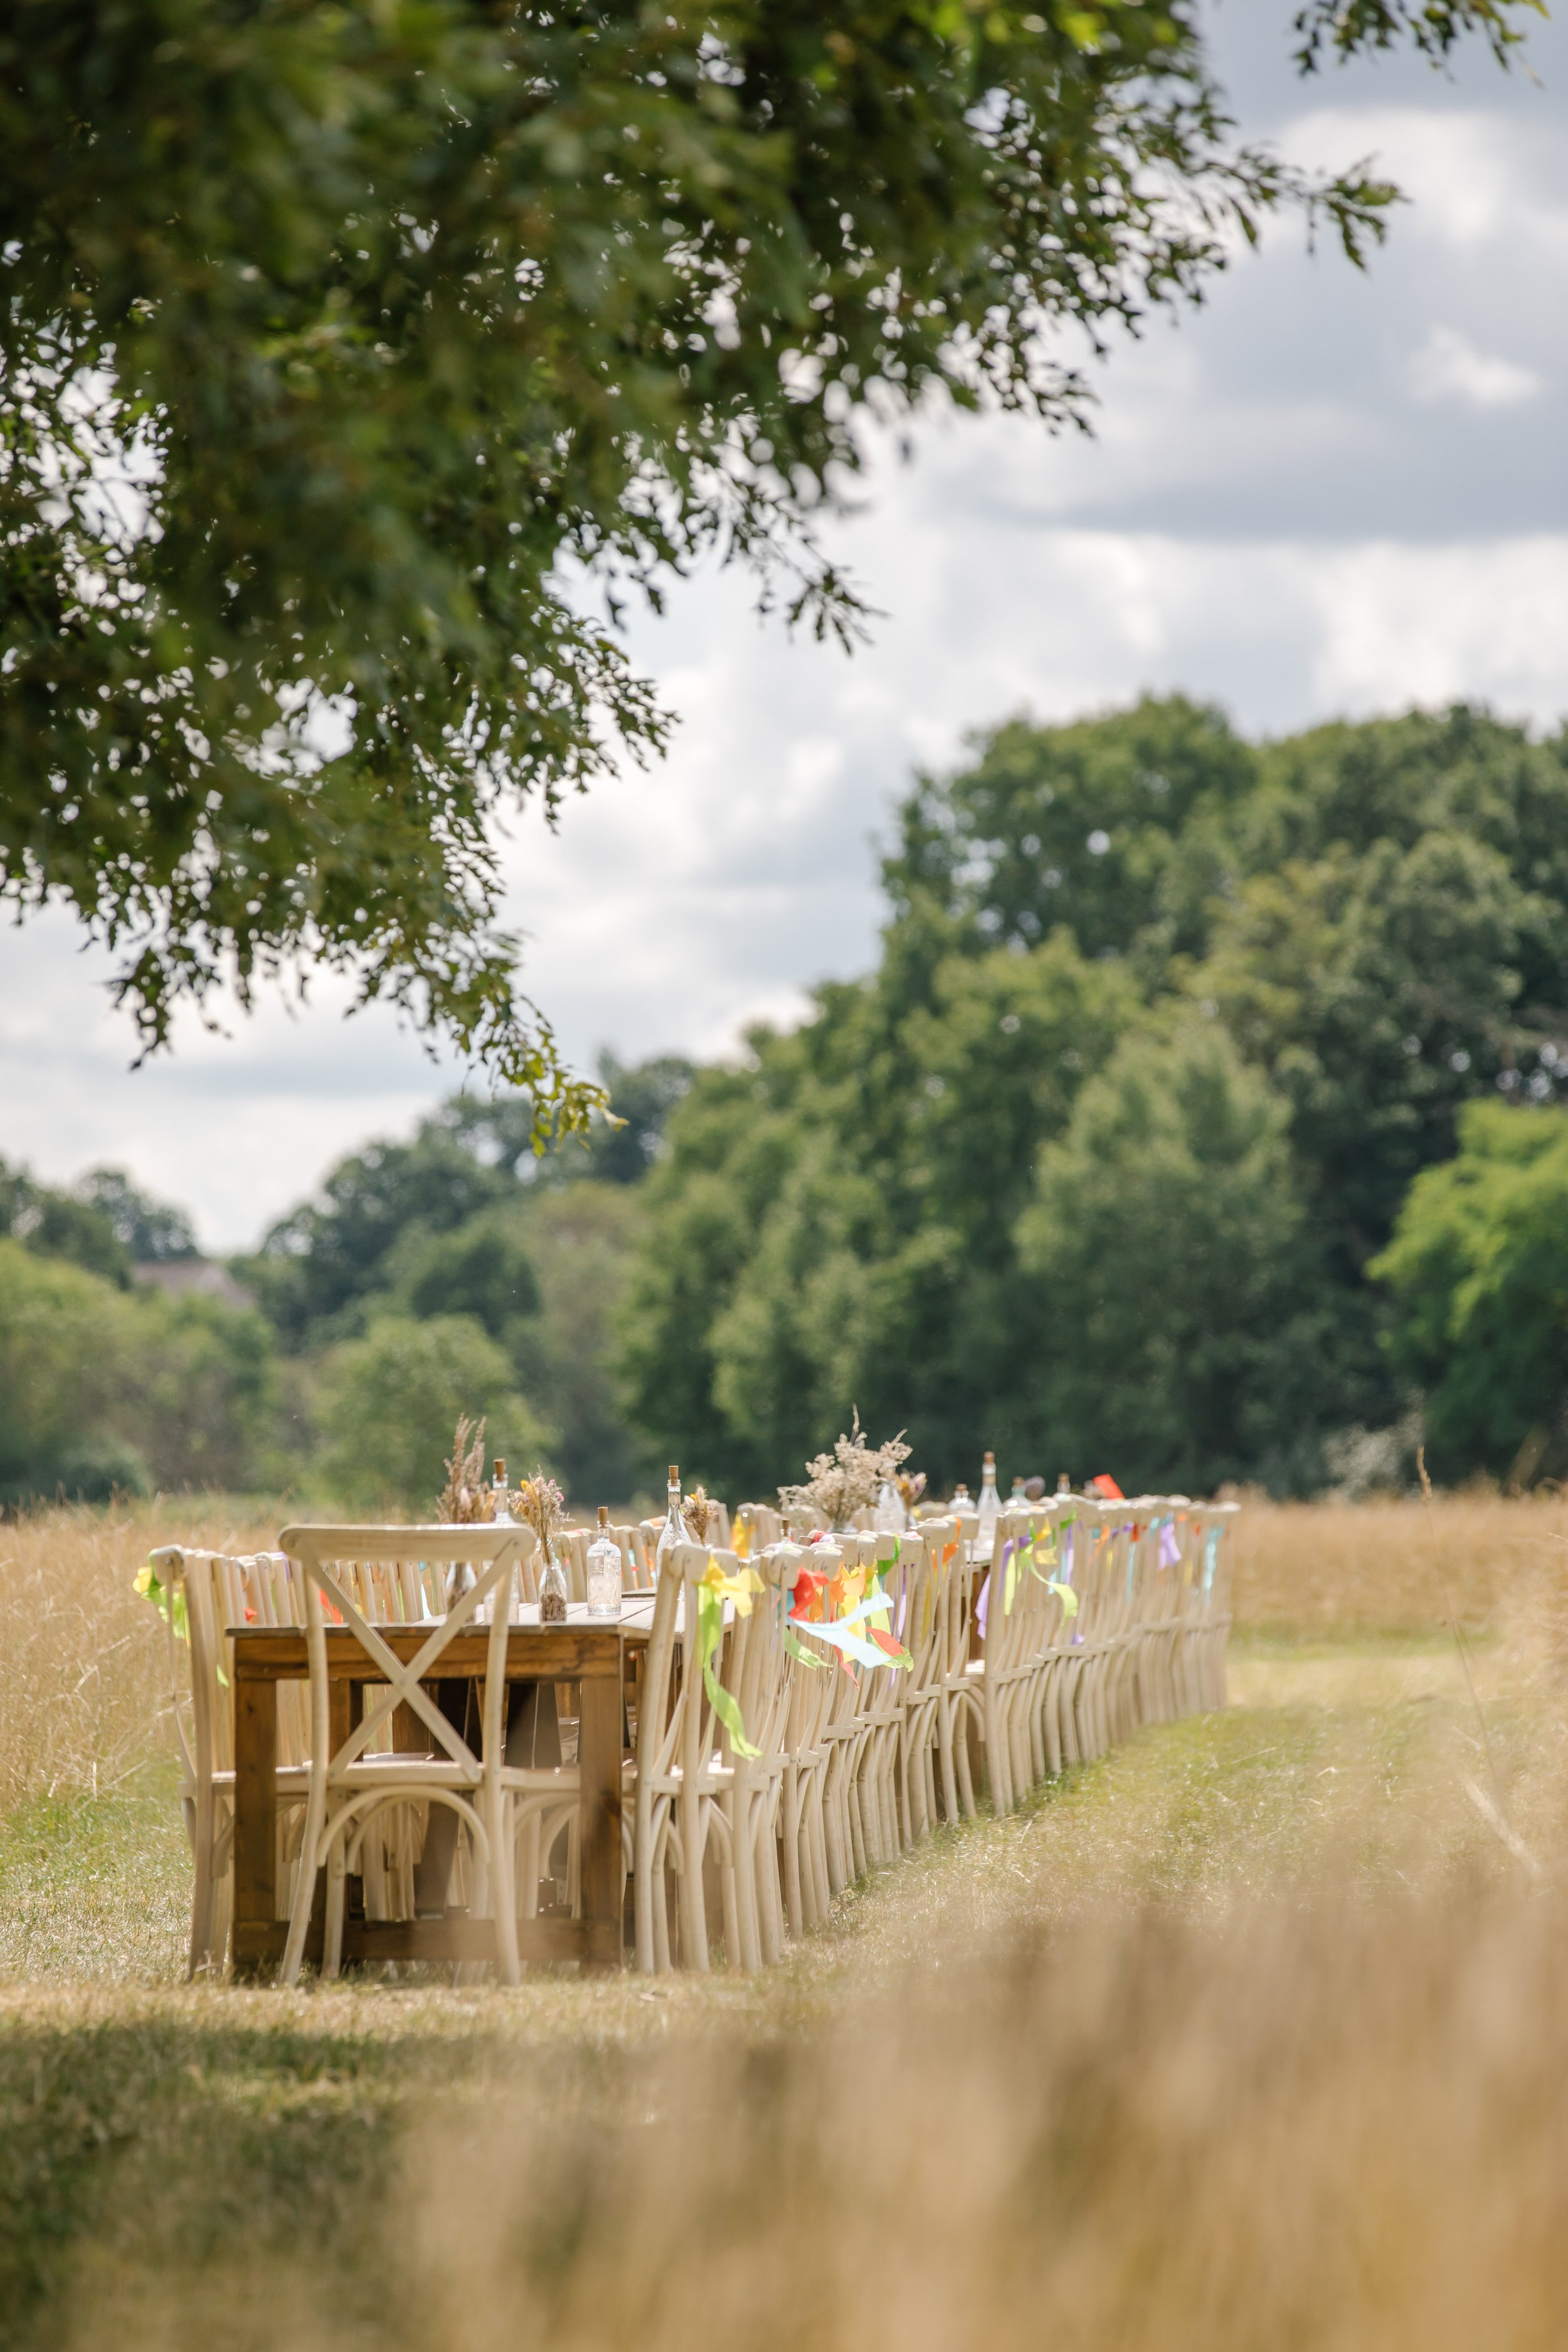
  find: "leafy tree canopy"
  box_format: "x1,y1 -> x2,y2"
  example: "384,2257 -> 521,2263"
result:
622,697 -> 1568,1496
241,1048 -> 692,1346
0,1234 -> 274,1503
1373,1101 -> 1568,1486
0,1153 -> 199,1283
313,1311 -> 549,1512
8,0 -> 1523,1121
1015,1025 -> 1320,1493
75,1165 -> 199,1261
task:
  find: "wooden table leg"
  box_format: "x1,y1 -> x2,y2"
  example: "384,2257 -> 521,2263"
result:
578,1668 -> 624,1970
232,1669 -> 276,1981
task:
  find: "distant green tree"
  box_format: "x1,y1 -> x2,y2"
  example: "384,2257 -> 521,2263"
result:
75,1167 -> 199,1262
0,1237 -> 274,1504
313,1314 -> 551,1513
1204,706 -> 1568,1274
881,694 -> 1258,975
447,1055 -> 696,1187
622,701 -> 1568,1495
241,1128 -> 517,1348
0,1158 -> 131,1287
1015,1027 -> 1320,1493
1372,1102 -> 1568,1485
522,1186 -> 645,1504
244,1052 -> 695,1350
383,1204 -> 542,1340
619,929 -> 1136,1492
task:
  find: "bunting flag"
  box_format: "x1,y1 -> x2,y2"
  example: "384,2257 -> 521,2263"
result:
697,1554 -> 763,1758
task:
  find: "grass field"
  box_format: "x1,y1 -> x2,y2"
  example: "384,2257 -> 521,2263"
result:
4,1493 -> 1568,2351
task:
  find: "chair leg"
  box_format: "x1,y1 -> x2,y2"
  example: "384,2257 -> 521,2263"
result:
781,1771 -> 806,1938
188,1784 -> 217,1981
280,1778 -> 327,1989
489,1788 -> 519,1989
936,1700 -> 960,1826
323,1837 -> 347,1981
678,1786 -> 709,1972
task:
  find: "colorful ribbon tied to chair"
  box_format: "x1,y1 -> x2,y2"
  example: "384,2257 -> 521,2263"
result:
788,1564 -> 911,1673
134,1558 -> 189,1641
697,1554 -> 764,1757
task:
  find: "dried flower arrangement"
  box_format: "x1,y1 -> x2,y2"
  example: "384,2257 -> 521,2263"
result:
513,1470 -> 569,1618
435,1416 -> 495,1525
513,1471 -> 566,1550
779,1411 -> 912,1530
681,1485 -> 716,1543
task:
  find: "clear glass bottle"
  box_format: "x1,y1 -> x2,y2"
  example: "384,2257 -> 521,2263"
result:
654,1463 -> 683,1578
538,1540 -> 569,1623
1009,1476 -> 1025,1507
491,1458 -> 512,1524
976,1451 -> 1000,1542
874,1479 -> 903,1534
587,1505 -> 622,1619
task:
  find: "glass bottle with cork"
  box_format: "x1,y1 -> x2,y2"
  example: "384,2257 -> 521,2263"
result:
976,1450 -> 1000,1544
654,1464 -> 683,1578
586,1507 -> 622,1620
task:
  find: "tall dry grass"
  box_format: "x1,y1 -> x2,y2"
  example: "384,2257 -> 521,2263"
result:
4,1488 -> 1568,2349
0,1498 -> 282,1816
1229,1488 -> 1568,1633
20,1700 -> 1568,2352
4,1488 -> 1565,1818
403,1877 -> 1568,2352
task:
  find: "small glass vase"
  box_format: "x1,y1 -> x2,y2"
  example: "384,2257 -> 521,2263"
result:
539,1541 -> 569,1623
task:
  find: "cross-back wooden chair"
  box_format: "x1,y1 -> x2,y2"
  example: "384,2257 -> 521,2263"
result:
277,1523 -> 534,1986
970,1508 -> 1054,1814
144,1546 -> 310,1977
627,1538 -> 777,1971
770,1540 -> 834,1936
894,1517 -> 956,1846
837,1531 -> 911,1873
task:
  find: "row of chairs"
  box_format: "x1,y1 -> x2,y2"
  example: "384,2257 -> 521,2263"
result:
143,1493 -> 1234,1978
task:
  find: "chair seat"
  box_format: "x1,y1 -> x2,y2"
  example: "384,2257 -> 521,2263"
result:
181,1766 -> 312,1800
334,1754 -> 482,1789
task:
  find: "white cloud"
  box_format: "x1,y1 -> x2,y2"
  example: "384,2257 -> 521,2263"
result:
1407,324 -> 1543,410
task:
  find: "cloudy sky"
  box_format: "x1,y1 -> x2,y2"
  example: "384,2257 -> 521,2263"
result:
4,1 -> 1565,1250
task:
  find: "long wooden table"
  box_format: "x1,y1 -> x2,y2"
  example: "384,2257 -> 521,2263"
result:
231,1613 -> 650,1979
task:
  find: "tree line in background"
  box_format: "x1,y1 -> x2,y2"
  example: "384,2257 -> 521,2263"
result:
5,697 -> 1568,1512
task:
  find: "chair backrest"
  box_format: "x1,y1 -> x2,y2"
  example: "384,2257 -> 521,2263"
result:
737,1503 -> 784,1553
556,1526 -> 589,1602
277,1524 -> 534,1783
145,1547 -> 310,1786
606,1522 -> 649,1592
659,1539 -> 790,1775
897,1518 -> 956,1698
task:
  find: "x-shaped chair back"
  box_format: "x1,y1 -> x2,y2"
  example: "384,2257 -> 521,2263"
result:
278,1524 -> 533,1780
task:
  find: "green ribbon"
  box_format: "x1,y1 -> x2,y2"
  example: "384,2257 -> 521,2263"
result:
696,1577 -> 761,1759
135,1560 -> 189,1642
1025,1537 -> 1078,1620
